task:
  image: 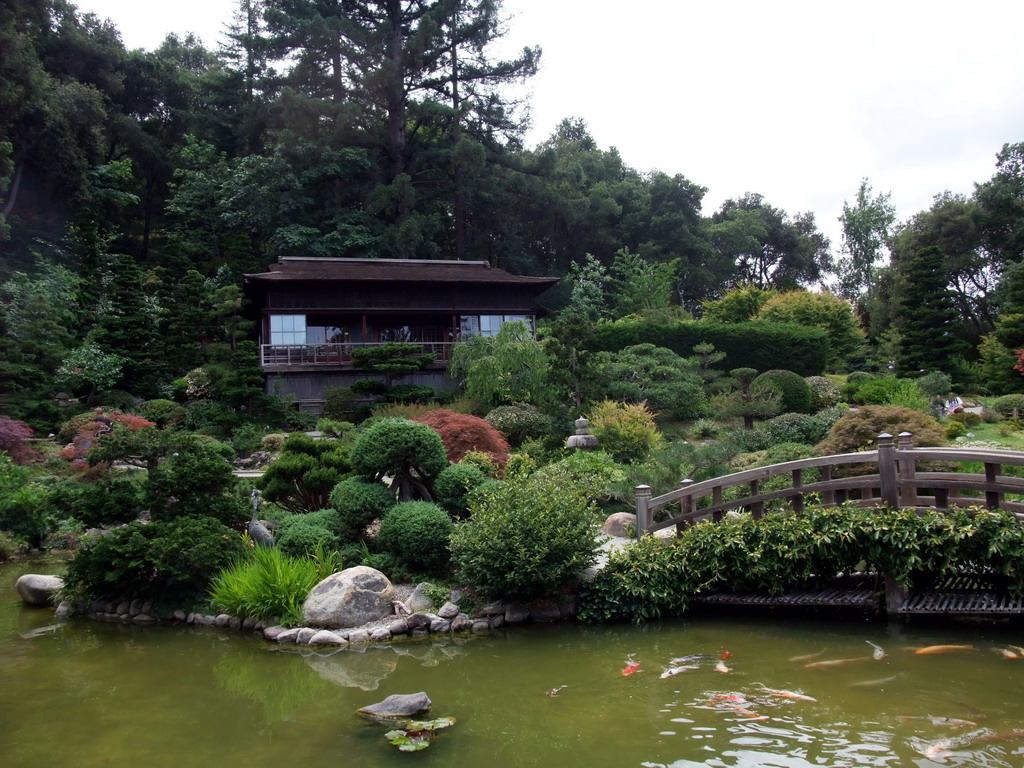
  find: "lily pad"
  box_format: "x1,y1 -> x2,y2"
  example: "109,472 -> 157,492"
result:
384,729 -> 431,751
399,716 -> 456,731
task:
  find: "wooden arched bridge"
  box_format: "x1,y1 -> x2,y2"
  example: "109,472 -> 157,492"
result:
633,432 -> 1024,619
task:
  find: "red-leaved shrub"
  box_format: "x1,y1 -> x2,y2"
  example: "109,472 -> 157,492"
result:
59,411 -> 156,467
0,416 -> 37,464
413,409 -> 510,467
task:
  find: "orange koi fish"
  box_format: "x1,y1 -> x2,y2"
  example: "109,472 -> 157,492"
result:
622,661 -> 641,676
712,693 -> 746,702
721,703 -> 767,720
757,684 -> 816,702
992,647 -> 1019,659
913,645 -> 978,655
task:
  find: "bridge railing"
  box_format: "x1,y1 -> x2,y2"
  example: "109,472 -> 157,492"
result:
635,432 -> 1024,538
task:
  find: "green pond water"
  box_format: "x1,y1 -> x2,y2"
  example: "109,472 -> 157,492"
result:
3,558 -> 1024,768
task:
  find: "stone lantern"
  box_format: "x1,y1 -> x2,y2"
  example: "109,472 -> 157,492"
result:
565,418 -> 599,451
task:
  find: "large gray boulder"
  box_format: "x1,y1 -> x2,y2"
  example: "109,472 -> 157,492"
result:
303,566 -> 395,629
16,574 -> 64,606
356,692 -> 431,720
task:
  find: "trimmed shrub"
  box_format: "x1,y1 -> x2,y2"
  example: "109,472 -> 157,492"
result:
73,472 -> 147,528
134,399 -> 186,429
257,437 -> 351,513
412,409 -> 510,467
587,319 -> 829,377
485,404 -> 552,446
586,400 -> 662,464
450,474 -> 599,600
459,450 -> 501,478
0,454 -> 53,546
814,405 -> 947,455
946,421 -> 968,440
433,462 -> 489,517
993,394 -> 1024,418
276,518 -> 341,558
375,501 -> 454,576
231,423 -> 263,457
147,443 -> 246,525
184,399 -> 243,438
600,344 -> 709,420
532,450 -> 626,503
350,418 -> 447,500
63,517 -> 245,603
261,433 -> 288,452
316,419 -> 354,438
729,407 -> 847,452
322,386 -> 356,421
805,376 -> 841,411
385,384 -> 436,403
752,370 -> 812,414
329,478 -> 395,540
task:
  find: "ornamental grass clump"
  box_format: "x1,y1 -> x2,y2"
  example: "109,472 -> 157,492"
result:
449,474 -> 599,600
210,543 -> 341,625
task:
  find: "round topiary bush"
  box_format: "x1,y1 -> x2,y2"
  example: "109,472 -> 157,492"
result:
752,370 -> 812,414
433,462 -> 488,517
375,501 -> 454,576
276,517 -> 341,558
993,394 -> 1024,418
329,478 -> 395,540
351,418 -> 448,500
804,376 -> 841,411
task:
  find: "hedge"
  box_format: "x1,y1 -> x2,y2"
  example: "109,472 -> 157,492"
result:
586,319 -> 829,376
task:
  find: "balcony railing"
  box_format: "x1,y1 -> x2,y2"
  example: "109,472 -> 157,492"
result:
260,342 -> 457,368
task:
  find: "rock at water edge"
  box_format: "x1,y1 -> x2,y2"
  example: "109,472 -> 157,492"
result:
15,575 -> 64,606
303,566 -> 396,629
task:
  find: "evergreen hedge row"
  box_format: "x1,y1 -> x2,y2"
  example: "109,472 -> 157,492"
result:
586,320 -> 830,376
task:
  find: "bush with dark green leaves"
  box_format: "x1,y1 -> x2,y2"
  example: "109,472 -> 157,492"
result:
587,319 -> 829,376
599,344 -> 708,420
71,472 -> 147,528
63,517 -> 245,604
752,370 -> 812,414
578,506 -> 1024,623
134,399 -> 187,429
147,443 -> 246,525
257,435 -> 351,512
329,478 -> 395,539
728,407 -> 847,452
351,418 -> 447,501
433,462 -> 488,517
184,400 -> 244,438
849,376 -> 929,410
276,515 -> 342,558
449,474 -> 599,600
993,394 -> 1024,418
375,501 -> 454,576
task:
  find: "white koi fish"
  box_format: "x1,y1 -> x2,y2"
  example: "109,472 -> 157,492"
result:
660,664 -> 697,679
757,684 -> 816,702
715,659 -> 732,674
865,640 -> 886,660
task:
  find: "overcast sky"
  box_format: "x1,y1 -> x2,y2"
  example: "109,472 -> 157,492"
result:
76,0 -> 1024,251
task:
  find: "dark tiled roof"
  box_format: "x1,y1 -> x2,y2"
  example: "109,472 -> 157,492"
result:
244,257 -> 559,287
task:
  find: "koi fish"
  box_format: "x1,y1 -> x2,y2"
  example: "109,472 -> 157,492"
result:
715,659 -> 732,674
757,684 -> 816,702
865,640 -> 886,660
622,661 -> 641,676
804,656 -> 871,669
992,647 -> 1020,659
720,703 -> 767,720
1009,645 -> 1024,656
720,649 -> 732,660
913,645 -> 978,655
545,685 -> 567,697
660,664 -> 697,679
923,739 -> 953,760
788,650 -> 824,663
711,693 -> 746,702
849,672 -> 904,688
974,729 -> 1024,743
898,715 -> 977,729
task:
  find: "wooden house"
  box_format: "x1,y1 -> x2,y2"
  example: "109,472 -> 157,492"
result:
243,257 -> 558,412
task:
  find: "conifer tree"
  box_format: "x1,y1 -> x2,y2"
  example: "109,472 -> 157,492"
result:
895,246 -> 967,374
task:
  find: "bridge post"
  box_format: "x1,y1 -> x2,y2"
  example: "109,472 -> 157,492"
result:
897,432 -> 917,509
635,485 -> 652,538
677,479 -> 694,534
877,433 -> 899,509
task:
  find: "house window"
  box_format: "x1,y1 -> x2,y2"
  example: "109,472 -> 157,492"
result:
459,315 -> 534,338
270,314 -> 307,345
